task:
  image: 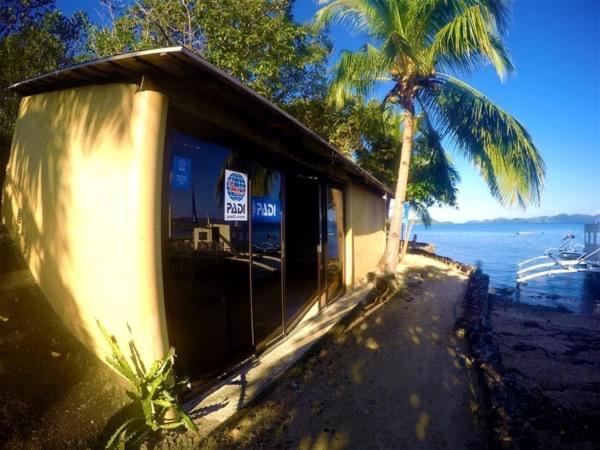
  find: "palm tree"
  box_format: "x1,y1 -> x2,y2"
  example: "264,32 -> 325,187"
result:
316,0 -> 545,273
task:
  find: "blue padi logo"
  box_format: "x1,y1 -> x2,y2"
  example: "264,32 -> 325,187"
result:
252,196 -> 281,223
226,172 -> 246,201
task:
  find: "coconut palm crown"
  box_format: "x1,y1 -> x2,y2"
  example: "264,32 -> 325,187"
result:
316,0 -> 545,272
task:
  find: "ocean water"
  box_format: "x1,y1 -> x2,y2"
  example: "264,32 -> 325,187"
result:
412,222 -> 600,315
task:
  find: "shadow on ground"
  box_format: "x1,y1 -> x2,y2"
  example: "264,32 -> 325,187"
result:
165,257 -> 484,449
0,227 -> 129,449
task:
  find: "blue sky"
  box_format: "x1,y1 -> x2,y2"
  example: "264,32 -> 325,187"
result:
294,0 -> 600,222
58,0 -> 599,222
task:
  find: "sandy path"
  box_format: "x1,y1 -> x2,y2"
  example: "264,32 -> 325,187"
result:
202,255 -> 483,449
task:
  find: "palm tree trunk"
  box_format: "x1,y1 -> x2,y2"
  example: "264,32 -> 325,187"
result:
383,106 -> 415,273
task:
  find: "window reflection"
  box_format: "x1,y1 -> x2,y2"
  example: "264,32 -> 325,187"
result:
285,174 -> 320,323
326,187 -> 345,302
251,163 -> 283,346
163,130 -> 346,385
164,132 -> 252,383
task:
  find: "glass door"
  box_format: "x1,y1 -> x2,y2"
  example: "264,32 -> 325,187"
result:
250,163 -> 284,350
284,173 -> 321,328
163,131 -> 253,385
324,186 -> 345,303
162,121 -> 347,388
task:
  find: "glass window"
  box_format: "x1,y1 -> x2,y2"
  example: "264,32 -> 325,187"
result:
285,173 -> 320,324
325,187 -> 345,302
250,163 -> 283,346
164,131 -> 252,383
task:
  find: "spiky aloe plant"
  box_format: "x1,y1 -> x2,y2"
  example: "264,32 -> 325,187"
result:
97,321 -> 198,448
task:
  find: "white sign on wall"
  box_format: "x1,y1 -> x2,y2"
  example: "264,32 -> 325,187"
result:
224,169 -> 248,221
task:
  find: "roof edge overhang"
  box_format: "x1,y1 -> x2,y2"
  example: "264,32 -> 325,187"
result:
9,46 -> 393,196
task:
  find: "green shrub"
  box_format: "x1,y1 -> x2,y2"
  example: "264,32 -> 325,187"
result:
97,321 -> 198,448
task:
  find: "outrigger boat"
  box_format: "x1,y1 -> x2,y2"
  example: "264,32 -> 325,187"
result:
516,233 -> 600,283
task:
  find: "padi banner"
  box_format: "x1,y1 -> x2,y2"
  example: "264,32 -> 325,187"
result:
224,169 -> 248,221
172,156 -> 191,189
252,196 -> 281,223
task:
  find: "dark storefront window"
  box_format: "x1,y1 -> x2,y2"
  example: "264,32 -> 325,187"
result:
163,123 -> 348,387
164,132 -> 252,383
250,164 -> 283,347
285,173 -> 321,325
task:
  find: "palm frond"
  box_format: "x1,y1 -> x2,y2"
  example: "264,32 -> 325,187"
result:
314,0 -> 388,36
329,44 -> 391,108
409,115 -> 460,207
487,34 -> 514,79
481,0 -> 513,35
403,0 -> 446,51
409,200 -> 433,228
426,1 -> 514,80
380,30 -> 423,68
383,0 -> 409,38
425,0 -> 512,37
420,74 -> 545,207
421,120 -> 460,191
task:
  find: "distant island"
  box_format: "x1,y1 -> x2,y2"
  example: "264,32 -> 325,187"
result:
433,213 -> 600,225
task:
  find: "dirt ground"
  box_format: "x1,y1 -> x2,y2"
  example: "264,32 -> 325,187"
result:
489,293 -> 600,449
0,227 -> 484,449
0,228 -> 129,449
193,255 -> 484,449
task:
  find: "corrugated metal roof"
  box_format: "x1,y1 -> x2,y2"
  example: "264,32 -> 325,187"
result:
9,46 -> 393,195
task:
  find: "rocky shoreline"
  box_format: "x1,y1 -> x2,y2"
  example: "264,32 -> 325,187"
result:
460,270 -> 600,449
407,245 -> 474,274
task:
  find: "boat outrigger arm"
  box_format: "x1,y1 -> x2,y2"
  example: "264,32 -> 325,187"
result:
516,246 -> 600,283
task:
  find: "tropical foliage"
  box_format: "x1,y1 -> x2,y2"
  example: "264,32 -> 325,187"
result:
0,0 -> 460,217
97,321 -> 197,448
287,97 -> 459,208
315,0 -> 545,271
87,0 -> 330,102
2,0 -> 499,234
0,0 -> 86,192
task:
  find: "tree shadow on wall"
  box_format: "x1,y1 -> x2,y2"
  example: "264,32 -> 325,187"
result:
0,86 -> 135,448
0,226 -> 130,448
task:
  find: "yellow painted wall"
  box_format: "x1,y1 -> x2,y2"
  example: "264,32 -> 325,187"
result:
1,84 -> 170,367
345,183 -> 386,287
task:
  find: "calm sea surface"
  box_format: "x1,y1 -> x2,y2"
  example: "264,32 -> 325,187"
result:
412,222 -> 600,315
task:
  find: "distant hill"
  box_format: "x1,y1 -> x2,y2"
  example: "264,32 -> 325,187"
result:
462,213 -> 599,225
